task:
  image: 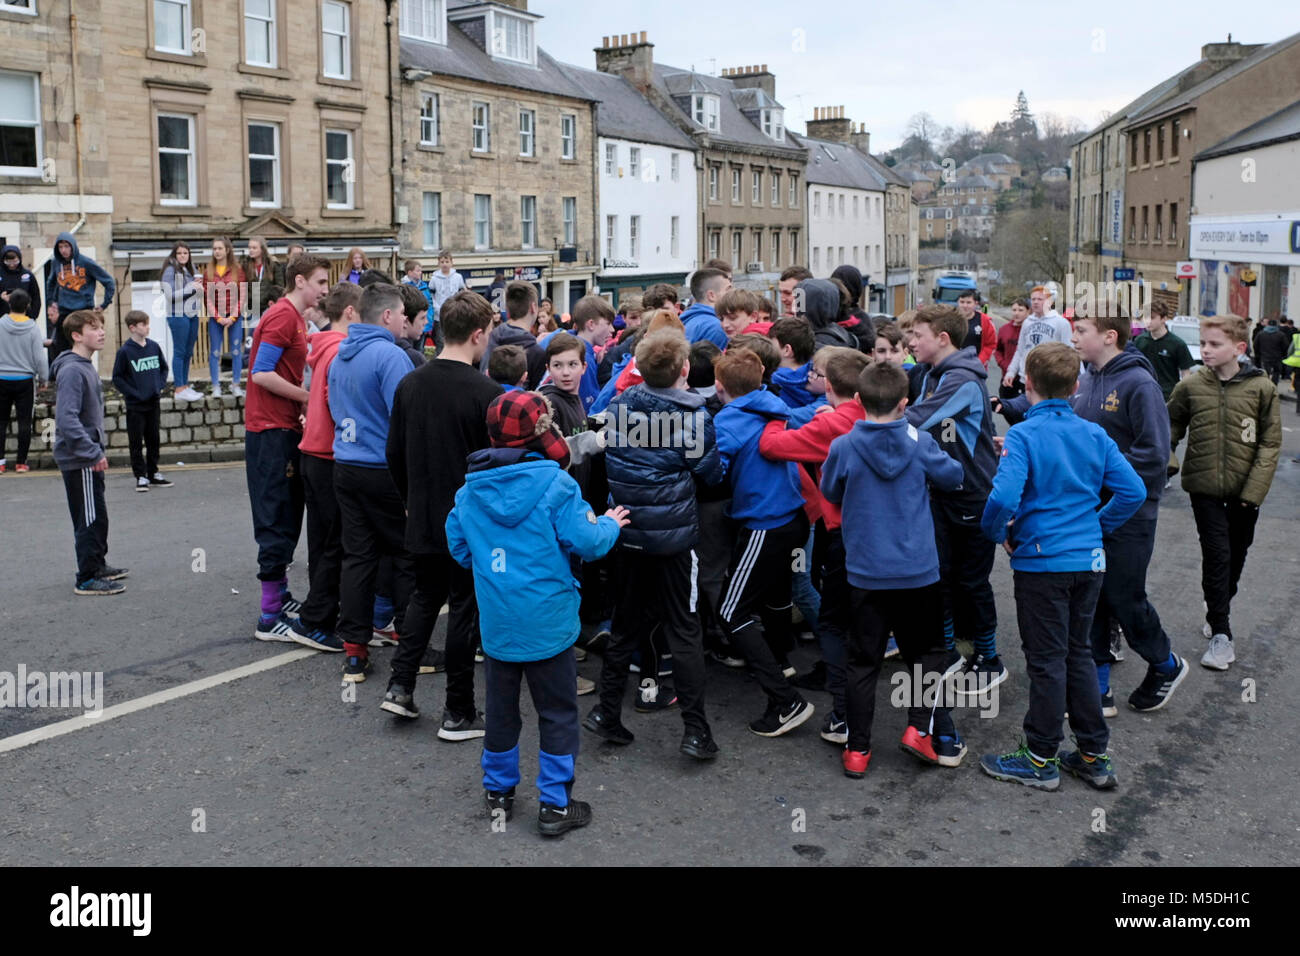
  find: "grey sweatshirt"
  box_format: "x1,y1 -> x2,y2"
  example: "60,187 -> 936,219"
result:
51,350 -> 105,470
0,313 -> 48,381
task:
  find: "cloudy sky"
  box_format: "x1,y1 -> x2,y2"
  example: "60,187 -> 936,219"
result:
533,0 -> 1300,150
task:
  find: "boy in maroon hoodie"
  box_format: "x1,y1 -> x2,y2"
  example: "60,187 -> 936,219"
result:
759,346 -> 870,745
289,282 -> 362,651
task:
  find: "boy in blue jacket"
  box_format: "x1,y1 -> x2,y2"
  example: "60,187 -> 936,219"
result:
980,343 -> 1145,792
712,347 -> 816,738
447,390 -> 627,836
821,361 -> 966,779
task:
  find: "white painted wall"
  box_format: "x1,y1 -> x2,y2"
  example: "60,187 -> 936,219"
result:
1194,140 -> 1300,215
805,183 -> 886,281
596,137 -> 698,278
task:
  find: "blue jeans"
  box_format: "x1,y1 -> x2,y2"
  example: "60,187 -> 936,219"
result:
791,525 -> 821,642
166,315 -> 198,387
209,317 -> 243,386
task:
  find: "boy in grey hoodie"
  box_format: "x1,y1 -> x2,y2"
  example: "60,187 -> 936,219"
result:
52,310 -> 125,596
0,288 -> 48,471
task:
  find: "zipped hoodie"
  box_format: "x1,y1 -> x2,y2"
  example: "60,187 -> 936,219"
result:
1,244 -> 41,318
981,399 -> 1145,572
681,302 -> 729,349
45,232 -> 115,313
446,449 -> 621,661
905,346 -> 997,513
0,312 -> 49,380
714,387 -> 803,529
51,350 -> 105,469
822,417 -> 964,589
327,323 -> 414,467
298,328 -> 345,460
772,361 -> 819,408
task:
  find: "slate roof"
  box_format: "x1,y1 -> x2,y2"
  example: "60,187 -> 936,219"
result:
654,65 -> 803,155
792,134 -> 889,191
552,61 -> 696,150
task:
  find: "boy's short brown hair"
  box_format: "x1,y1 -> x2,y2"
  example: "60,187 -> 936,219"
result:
1024,341 -> 1080,399
1149,299 -> 1171,319
286,254 -> 331,288
820,347 -> 870,397
758,297 -> 777,318
728,333 -> 779,376
716,288 -> 763,319
856,362 -> 910,415
769,317 -> 815,363
636,330 -> 691,388
618,293 -> 643,319
63,309 -> 103,340
914,304 -> 966,347
780,266 -> 812,283
488,344 -> 527,386
642,283 -> 679,311
894,308 -> 918,334
398,284 -> 429,322
644,308 -> 685,336
714,347 -> 764,397
873,321 -> 903,347
403,259 -> 422,274
439,290 -> 495,344
572,294 -> 615,331
546,331 -> 586,364
125,309 -> 150,328
321,281 -> 363,322
505,280 -> 538,320
1077,312 -> 1130,348
1200,314 -> 1249,345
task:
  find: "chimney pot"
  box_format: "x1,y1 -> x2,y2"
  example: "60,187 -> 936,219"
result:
601,36 -> 608,48
761,63 -> 767,72
640,30 -> 647,43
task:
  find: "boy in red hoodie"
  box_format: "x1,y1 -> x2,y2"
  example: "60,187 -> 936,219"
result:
289,282 -> 362,651
759,346 -> 870,744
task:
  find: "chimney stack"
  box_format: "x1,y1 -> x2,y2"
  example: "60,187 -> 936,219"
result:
851,122 -> 871,156
725,62 -> 776,100
806,105 -> 853,144
594,30 -> 655,91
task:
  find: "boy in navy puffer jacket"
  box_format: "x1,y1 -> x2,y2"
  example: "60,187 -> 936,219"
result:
584,331 -> 724,760
447,390 -> 626,837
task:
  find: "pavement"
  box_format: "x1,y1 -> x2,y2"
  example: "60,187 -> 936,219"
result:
2,413 -> 1299,865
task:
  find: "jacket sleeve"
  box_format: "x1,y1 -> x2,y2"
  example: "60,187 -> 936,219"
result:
32,327 -> 49,382
1166,380 -> 1190,449
819,442 -> 847,506
905,371 -> 983,434
85,257 -> 115,309
688,410 -> 724,485
979,315 -> 997,366
1126,378 -> 1172,495
55,368 -> 102,462
713,414 -> 740,476
705,322 -> 730,350
552,474 -> 621,561
25,270 -> 41,318
1241,385 -> 1281,506
44,259 -> 56,311
444,500 -> 472,569
760,416 -> 832,464
920,430 -> 964,491
997,392 -> 1031,425
1097,436 -> 1145,535
981,426 -> 1028,543
385,382 -> 409,502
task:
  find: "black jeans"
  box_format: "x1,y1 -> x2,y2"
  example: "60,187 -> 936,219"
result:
298,453 -> 342,633
1090,515 -> 1171,669
333,462 -> 414,654
599,546 -> 711,736
718,512 -> 808,706
392,552 -> 478,720
816,526 -> 850,717
482,649 -> 579,807
933,503 -> 998,649
61,466 -> 109,584
1013,570 -> 1107,758
125,397 -> 161,478
1190,494 -> 1260,639
845,582 -> 954,754
244,427 -> 305,581
0,377 -> 35,465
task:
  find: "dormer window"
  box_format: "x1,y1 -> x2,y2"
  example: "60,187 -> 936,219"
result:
400,0 -> 445,43
762,109 -> 784,141
692,94 -> 719,132
491,10 -> 534,64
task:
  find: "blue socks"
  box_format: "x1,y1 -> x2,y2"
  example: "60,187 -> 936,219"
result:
1155,652 -> 1179,674
1096,662 -> 1111,696
972,631 -> 997,660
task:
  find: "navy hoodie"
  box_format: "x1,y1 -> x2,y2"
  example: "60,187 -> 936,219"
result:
111,338 -> 169,406
45,232 -> 115,313
714,387 -> 803,529
328,323 -> 414,467
822,417 -> 964,589
1,244 -> 41,317
905,346 -> 997,515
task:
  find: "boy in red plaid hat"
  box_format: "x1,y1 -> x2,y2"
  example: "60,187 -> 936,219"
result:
446,390 -> 629,837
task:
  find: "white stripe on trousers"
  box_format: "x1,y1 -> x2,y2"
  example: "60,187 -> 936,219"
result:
720,528 -> 765,622
688,549 -> 699,615
82,467 -> 94,525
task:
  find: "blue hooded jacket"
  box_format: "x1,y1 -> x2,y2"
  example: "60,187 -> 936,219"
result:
822,417 -> 964,589
327,323 -> 414,467
45,232 -> 115,312
714,387 -> 803,529
905,345 -> 997,514
981,399 -> 1145,572
681,302 -> 729,349
446,449 -> 622,661
772,361 -> 819,408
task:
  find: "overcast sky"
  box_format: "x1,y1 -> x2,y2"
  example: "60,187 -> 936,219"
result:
533,0 -> 1300,151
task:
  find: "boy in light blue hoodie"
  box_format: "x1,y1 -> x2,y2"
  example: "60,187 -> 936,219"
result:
979,343 -> 1145,793
446,390 -> 627,837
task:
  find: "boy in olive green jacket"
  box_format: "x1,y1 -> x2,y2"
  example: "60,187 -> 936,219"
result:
1168,315 -> 1280,672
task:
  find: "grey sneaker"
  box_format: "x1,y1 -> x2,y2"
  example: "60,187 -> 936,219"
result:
437,709 -> 486,741
1201,633 -> 1235,671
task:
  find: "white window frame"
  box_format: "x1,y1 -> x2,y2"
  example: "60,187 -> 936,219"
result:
708,231 -> 720,260
562,197 -> 576,246
752,169 -> 761,204
752,229 -> 762,267
708,165 -> 718,200
604,142 -> 616,175
731,230 -> 741,266
474,194 -> 492,249
771,172 -> 780,206
154,0 -> 192,55
0,69 -> 43,177
731,167 -> 740,203
244,0 -> 277,68
157,112 -> 197,207
770,229 -> 780,268
670,216 -> 680,259
472,101 -> 491,153
400,0 -> 445,43
789,176 -> 797,207
520,195 -> 537,248
670,152 -> 679,182
321,1 -> 351,81
789,230 -> 798,263
518,108 -> 535,157
560,114 -> 576,160
606,215 -> 617,260
629,146 -> 640,179
813,191 -> 820,216
491,10 -> 534,65
761,109 -> 783,141
629,215 -> 639,260
422,191 -> 441,249
420,92 -> 440,146
324,127 -> 354,209
1,0 -> 37,15
692,94 -> 719,132
247,120 -> 281,208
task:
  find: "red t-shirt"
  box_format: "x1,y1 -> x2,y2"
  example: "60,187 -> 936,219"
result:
245,298 -> 308,433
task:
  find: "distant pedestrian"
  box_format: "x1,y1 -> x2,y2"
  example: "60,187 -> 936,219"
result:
0,288 -> 47,473
110,310 -> 174,493
161,241 -> 204,402
45,232 -> 114,364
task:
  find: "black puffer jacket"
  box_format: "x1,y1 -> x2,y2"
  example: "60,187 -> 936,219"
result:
604,384 -> 724,553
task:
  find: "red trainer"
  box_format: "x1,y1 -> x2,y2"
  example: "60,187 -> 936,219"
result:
15,464 -> 29,473
900,726 -> 938,764
842,749 -> 871,778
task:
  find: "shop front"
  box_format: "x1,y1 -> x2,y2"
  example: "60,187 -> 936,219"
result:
595,270 -> 689,309
1188,215 -> 1300,320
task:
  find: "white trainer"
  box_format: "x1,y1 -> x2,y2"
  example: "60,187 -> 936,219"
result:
1201,633 -> 1235,670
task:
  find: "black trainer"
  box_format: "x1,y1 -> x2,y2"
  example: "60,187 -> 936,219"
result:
582,708 -> 634,745
74,578 -> 125,596
538,799 -> 592,837
379,684 -> 419,719
419,646 -> 446,674
485,788 -> 515,822
96,566 -> 130,581
148,472 -> 174,487
633,678 -> 677,713
748,694 -> 815,737
1128,657 -> 1189,712
680,732 -> 720,760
